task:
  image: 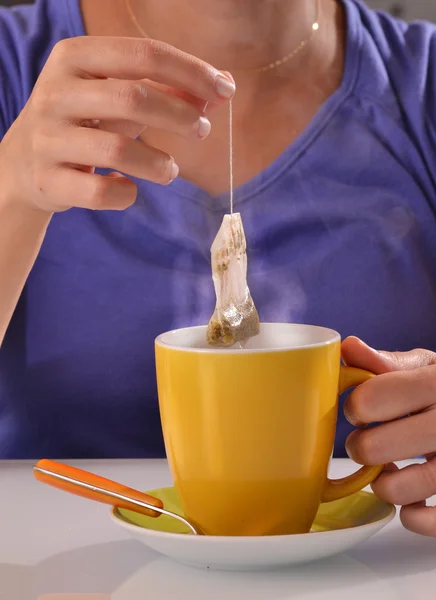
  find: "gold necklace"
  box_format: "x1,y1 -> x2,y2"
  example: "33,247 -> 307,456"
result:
124,0 -> 321,73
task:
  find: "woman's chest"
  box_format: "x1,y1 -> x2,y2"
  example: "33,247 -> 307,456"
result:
24,153 -> 436,371
140,81 -> 336,196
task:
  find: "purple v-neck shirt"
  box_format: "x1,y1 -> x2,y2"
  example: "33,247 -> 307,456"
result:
1,0 -> 436,458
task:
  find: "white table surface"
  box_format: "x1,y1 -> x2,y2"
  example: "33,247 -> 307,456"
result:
1,458 -> 435,599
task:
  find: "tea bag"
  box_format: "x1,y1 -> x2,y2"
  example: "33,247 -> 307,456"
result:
207,212 -> 260,347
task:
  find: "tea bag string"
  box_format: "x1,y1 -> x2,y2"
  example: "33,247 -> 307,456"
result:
229,100 -> 234,215
229,100 -> 245,351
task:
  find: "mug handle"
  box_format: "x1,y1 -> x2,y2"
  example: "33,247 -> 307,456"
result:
321,365 -> 385,503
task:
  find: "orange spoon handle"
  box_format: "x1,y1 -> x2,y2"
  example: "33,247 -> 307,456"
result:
33,458 -> 164,518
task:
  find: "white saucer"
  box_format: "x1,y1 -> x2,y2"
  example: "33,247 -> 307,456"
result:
110,486 -> 395,571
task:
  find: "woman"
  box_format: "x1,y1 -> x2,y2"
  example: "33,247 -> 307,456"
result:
0,0 -> 436,536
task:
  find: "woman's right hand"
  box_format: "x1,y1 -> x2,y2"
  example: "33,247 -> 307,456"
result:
0,36 -> 235,214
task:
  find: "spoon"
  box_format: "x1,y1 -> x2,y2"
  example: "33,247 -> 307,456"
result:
33,459 -> 203,535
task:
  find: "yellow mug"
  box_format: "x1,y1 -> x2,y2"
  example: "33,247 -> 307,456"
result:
155,323 -> 384,536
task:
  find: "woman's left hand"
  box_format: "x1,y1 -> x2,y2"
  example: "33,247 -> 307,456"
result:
341,337 -> 436,537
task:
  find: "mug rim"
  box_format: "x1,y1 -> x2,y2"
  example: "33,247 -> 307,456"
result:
155,322 -> 341,354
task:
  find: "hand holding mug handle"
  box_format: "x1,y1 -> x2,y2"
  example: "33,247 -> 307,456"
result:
322,366 -> 384,503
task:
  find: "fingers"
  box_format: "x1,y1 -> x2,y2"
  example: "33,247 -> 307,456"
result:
372,459 -> 436,505
401,503 -> 436,537
341,337 -> 436,375
96,118 -> 145,139
342,336 -> 436,539
50,37 -> 236,103
41,168 -> 138,211
44,127 -> 178,184
344,364 -> 436,425
370,461 -> 436,537
58,78 -> 211,140
346,407 -> 436,464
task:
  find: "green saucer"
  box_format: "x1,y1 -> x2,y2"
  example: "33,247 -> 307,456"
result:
111,486 -> 395,570
115,486 -> 394,535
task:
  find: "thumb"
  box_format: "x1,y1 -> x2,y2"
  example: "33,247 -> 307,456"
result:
341,336 -> 436,375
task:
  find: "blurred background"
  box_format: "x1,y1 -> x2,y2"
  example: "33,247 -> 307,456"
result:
0,0 -> 436,21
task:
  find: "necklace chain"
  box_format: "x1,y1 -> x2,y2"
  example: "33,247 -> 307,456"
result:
124,0 -> 321,73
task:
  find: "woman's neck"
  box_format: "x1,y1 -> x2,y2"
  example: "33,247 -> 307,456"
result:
80,0 -> 345,195
82,0 -> 326,73
124,0 -> 320,71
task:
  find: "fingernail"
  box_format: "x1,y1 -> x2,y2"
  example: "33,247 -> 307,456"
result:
359,338 -> 379,353
383,462 -> 398,472
343,403 -> 355,425
221,70 -> 236,85
215,73 -> 236,99
345,435 -> 354,460
169,161 -> 179,182
349,336 -> 369,347
348,336 -> 380,356
197,116 -> 211,139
